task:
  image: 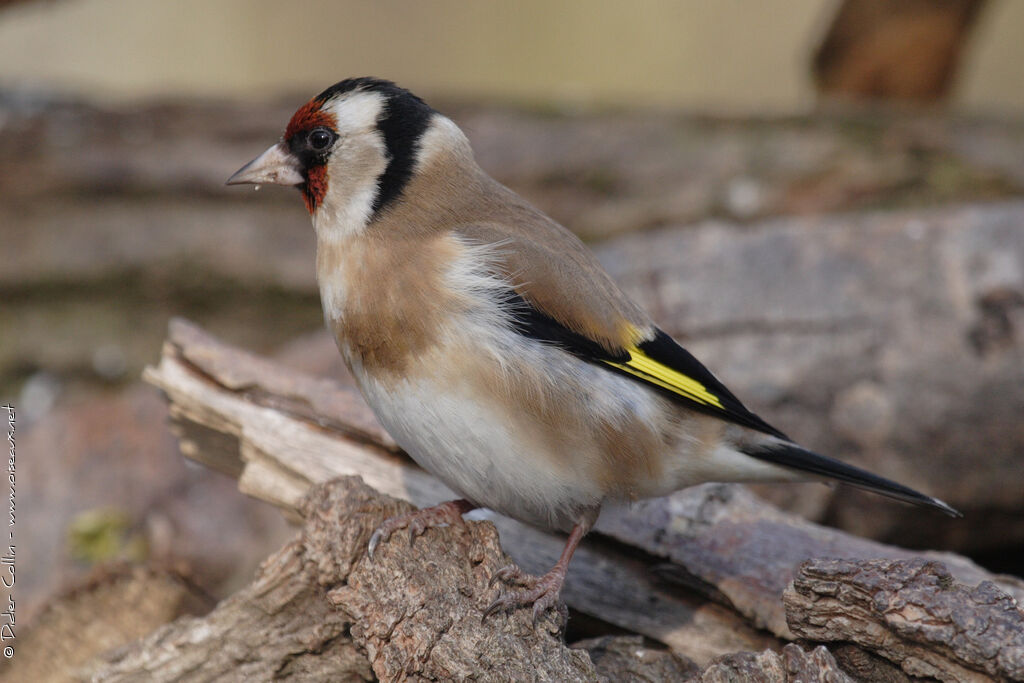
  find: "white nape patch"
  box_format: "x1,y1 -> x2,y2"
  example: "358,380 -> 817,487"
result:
415,114 -> 472,171
313,91 -> 388,243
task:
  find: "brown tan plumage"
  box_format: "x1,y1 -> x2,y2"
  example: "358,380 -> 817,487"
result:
228,77 -> 960,623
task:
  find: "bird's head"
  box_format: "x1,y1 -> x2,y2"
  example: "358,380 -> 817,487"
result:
227,77 -> 440,233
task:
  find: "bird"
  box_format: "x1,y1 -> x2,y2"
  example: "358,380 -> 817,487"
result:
227,77 -> 960,623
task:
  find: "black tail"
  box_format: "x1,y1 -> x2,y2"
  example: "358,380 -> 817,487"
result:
741,442 -> 962,518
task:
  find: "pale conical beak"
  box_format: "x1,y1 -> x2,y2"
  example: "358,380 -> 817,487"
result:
226,142 -> 305,186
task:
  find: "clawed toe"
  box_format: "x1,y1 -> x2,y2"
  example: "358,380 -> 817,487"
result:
366,499 -> 476,560
488,563 -> 524,588
367,527 -> 388,559
407,515 -> 433,545
482,569 -> 566,626
367,514 -> 410,559
480,525 -> 585,625
530,591 -> 564,626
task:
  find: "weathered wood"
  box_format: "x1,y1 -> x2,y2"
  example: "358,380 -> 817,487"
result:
785,558 -> 1024,682
82,478 -> 604,682
169,318 -> 395,451
596,484 -> 1024,640
140,318 -> 1024,680
78,478 -> 745,682
572,635 -> 701,681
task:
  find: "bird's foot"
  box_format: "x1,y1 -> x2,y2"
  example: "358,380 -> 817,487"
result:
367,498 -> 476,559
484,563 -> 569,626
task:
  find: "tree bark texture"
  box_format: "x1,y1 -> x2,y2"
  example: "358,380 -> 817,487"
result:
83,478 -> 600,682
785,558 -> 1024,682
74,318 -> 1022,681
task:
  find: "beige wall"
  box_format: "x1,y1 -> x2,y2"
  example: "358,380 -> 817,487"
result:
0,0 -> 1020,114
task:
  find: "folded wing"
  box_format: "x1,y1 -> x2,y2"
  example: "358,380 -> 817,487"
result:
502,289 -> 787,440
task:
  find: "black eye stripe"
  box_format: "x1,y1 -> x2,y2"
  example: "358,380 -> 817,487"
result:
287,127 -> 337,175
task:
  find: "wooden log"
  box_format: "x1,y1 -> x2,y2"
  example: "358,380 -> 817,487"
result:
82,478 -> 605,682
138,319 -> 1024,673
785,558 -> 1024,682
596,485 -> 1024,640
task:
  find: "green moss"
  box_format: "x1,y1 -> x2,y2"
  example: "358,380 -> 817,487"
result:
67,507 -> 147,564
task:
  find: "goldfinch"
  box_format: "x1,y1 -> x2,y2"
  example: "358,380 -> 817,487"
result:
228,78 -> 959,621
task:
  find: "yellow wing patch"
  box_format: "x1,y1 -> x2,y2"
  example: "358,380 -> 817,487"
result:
606,347 -> 724,409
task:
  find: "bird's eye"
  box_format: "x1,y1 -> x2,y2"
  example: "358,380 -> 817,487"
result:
308,128 -> 333,151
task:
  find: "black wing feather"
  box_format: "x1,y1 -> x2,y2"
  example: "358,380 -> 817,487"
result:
503,291 -> 787,439
740,442 -> 962,517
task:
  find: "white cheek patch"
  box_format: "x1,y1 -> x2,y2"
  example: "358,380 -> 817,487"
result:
313,177 -> 381,241
313,91 -> 390,242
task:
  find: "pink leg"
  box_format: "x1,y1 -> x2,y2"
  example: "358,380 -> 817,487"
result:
368,499 -> 477,558
484,521 -> 589,624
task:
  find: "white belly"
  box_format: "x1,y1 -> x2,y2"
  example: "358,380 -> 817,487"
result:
353,359 -> 605,531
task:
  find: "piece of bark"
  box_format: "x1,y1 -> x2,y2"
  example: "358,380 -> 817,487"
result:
170,317 -> 396,453
813,0 -> 987,103
784,558 -> 1024,682
83,477 -> 605,682
596,484 -> 1024,640
823,644 -> 913,683
1,564 -> 212,683
310,478 -> 609,681
700,643 -> 854,683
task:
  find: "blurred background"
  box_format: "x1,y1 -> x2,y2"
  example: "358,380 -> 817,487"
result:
2,0 -> 1023,663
